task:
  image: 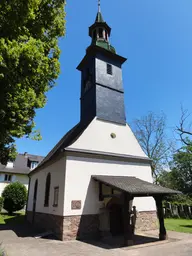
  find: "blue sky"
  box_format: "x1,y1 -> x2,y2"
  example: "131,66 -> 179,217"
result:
16,0 -> 192,156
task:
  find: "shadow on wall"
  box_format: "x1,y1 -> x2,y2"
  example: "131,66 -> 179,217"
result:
75,178 -> 100,240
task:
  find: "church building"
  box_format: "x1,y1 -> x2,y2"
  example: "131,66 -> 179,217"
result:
26,6 -> 179,245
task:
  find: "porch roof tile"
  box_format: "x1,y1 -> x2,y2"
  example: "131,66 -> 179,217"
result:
92,175 -> 181,196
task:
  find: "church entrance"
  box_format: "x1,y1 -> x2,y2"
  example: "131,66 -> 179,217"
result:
109,204 -> 124,236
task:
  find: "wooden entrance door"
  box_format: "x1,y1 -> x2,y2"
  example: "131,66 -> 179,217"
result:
32,179 -> 38,224
109,204 -> 124,236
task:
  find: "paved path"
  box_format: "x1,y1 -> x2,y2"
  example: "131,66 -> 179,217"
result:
0,228 -> 192,256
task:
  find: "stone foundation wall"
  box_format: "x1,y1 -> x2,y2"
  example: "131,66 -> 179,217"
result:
135,211 -> 158,231
63,215 -> 99,240
27,211 -> 64,240
27,211 -> 99,241
27,210 -> 158,241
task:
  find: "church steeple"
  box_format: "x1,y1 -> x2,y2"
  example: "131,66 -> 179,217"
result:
77,5 -> 127,126
89,5 -> 116,53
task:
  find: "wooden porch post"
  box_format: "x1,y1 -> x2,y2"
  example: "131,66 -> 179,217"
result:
155,196 -> 168,240
123,192 -> 133,246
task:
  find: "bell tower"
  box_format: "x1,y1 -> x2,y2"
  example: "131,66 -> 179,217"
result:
77,4 -> 127,126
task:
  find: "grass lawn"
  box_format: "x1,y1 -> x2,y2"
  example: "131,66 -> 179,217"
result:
0,211 -> 25,225
165,218 -> 192,234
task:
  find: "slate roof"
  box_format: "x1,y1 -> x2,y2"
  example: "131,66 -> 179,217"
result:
0,153 -> 44,175
92,175 -> 181,196
36,122 -> 88,171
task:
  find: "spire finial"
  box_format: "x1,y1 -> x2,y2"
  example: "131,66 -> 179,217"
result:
98,0 -> 101,12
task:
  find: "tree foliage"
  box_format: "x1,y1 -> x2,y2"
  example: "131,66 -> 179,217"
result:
2,182 -> 27,214
159,144 -> 192,204
133,112 -> 173,182
0,0 -> 66,164
170,144 -> 192,194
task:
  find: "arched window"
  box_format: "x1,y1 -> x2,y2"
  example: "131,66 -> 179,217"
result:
44,173 -> 51,207
105,30 -> 108,41
99,28 -> 103,38
34,179 -> 38,202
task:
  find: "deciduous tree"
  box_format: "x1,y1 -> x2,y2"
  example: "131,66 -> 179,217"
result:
0,0 -> 66,164
176,107 -> 192,146
132,112 -> 173,183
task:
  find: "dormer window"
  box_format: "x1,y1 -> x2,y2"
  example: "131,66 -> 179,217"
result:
30,161 -> 38,170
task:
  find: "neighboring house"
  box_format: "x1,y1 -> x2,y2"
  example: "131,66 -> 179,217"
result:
0,153 -> 44,195
26,8 -> 179,244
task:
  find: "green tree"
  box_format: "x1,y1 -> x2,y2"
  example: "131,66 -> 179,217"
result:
0,0 -> 66,164
159,144 -> 192,194
2,182 -> 27,214
171,145 -> 192,194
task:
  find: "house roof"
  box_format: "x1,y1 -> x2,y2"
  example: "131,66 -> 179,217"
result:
0,153 -> 44,175
92,175 -> 181,196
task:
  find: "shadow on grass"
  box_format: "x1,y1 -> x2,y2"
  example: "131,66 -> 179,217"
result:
3,213 -> 25,225
0,213 -> 42,238
0,213 -> 58,240
180,225 -> 192,228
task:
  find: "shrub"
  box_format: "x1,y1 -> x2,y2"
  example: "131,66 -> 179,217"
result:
0,198 -> 3,213
2,182 -> 27,214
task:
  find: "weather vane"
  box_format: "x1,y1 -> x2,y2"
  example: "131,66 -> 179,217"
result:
98,0 -> 101,12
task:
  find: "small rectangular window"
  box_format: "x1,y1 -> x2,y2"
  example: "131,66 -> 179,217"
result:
4,174 -> 12,182
107,64 -> 113,75
53,187 -> 59,207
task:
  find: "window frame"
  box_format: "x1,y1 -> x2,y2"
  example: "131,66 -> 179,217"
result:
4,174 -> 12,182
107,63 -> 113,75
53,186 -> 59,207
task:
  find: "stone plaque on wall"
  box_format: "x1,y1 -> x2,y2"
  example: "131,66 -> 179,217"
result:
71,200 -> 81,210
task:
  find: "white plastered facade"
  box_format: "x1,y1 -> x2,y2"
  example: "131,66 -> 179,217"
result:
67,118 -> 147,157
27,157 -> 66,216
64,118 -> 156,216
27,118 -> 156,217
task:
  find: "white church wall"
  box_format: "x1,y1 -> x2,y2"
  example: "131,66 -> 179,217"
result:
64,156 -> 156,216
68,118 -> 147,158
27,156 -> 66,216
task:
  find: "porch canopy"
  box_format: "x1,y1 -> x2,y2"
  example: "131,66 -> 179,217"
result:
92,175 -> 181,197
92,175 -> 181,245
